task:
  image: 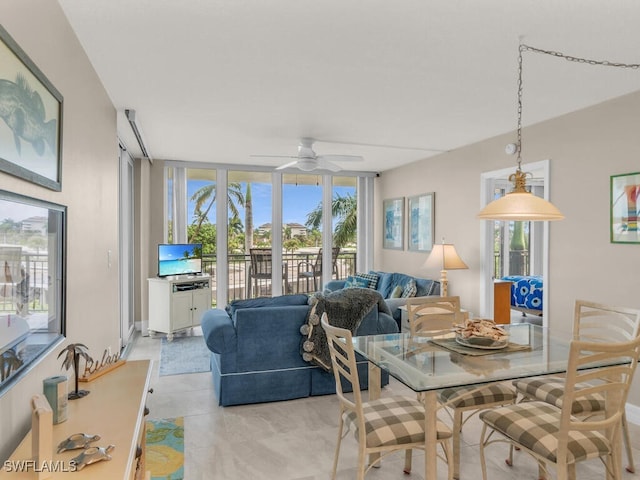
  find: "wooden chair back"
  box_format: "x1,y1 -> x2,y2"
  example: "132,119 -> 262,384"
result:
406,296 -> 463,337
573,300 -> 640,344
557,335 -> 640,474
321,313 -> 364,426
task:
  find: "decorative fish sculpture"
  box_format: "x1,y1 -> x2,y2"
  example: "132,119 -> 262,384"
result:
0,73 -> 57,156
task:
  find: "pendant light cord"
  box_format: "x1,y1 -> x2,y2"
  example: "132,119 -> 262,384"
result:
516,44 -> 640,174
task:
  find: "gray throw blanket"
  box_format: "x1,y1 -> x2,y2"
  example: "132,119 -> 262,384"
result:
300,288 -> 390,371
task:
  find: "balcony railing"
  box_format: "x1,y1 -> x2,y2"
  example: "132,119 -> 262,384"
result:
0,252 -> 49,314
493,250 -> 530,279
202,250 -> 357,306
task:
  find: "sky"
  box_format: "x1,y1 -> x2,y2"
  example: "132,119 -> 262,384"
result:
186,180 -> 355,228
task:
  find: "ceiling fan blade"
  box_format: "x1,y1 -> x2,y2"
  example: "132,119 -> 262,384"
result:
316,159 -> 342,172
250,154 -> 299,159
275,160 -> 300,170
316,154 -> 364,162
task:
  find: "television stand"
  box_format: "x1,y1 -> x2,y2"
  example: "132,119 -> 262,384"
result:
148,275 -> 212,341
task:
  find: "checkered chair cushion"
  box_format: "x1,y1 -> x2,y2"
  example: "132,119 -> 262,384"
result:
438,383 -> 516,409
513,376 -> 605,414
344,396 -> 452,448
480,401 -> 610,464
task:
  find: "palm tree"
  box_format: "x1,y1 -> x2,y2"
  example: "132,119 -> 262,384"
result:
189,182 -> 244,241
57,343 -> 92,399
305,193 -> 357,248
244,183 -> 253,252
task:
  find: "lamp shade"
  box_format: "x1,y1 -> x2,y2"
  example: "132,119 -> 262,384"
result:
424,243 -> 468,270
478,191 -> 564,221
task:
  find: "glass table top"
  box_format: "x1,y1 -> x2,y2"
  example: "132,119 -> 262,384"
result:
352,323 -> 574,392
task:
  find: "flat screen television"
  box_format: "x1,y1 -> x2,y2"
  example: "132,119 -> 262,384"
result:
158,243 -> 203,277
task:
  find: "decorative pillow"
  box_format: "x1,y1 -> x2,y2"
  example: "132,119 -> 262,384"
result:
344,276 -> 370,289
355,272 -> 379,290
426,280 -> 440,296
401,279 -> 417,298
389,285 -> 403,298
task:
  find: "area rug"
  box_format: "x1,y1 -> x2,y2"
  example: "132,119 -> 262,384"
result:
146,417 -> 184,480
159,335 -> 211,376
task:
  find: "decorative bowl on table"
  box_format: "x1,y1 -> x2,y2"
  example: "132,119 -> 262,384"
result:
453,318 -> 509,350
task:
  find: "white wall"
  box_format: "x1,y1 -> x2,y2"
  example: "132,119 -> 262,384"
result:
0,1 -> 119,461
376,89 -> 640,404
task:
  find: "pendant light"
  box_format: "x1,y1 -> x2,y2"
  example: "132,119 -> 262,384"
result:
478,45 -> 564,221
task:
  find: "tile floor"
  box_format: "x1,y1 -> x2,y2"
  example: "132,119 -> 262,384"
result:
127,329 -> 640,480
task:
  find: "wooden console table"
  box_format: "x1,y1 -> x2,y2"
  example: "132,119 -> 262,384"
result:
1,360 -> 152,480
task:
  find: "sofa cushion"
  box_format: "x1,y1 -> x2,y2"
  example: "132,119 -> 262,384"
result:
372,271 -> 394,298
225,293 -> 309,317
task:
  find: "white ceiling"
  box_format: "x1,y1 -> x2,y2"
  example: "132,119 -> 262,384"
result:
58,0 -> 640,173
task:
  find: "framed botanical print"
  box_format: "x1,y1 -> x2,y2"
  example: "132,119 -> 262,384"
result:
383,197 -> 404,250
407,192 -> 435,252
611,172 -> 640,244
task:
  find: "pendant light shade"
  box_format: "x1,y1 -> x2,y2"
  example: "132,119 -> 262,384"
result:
478,192 -> 564,221
478,45 -> 565,222
478,170 -> 564,221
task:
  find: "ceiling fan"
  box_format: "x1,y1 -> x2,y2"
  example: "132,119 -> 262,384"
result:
251,138 -> 363,172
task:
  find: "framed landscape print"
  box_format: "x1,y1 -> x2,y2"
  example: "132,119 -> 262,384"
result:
611,172 -> 640,244
0,25 -> 63,191
383,197 -> 404,250
408,192 -> 435,252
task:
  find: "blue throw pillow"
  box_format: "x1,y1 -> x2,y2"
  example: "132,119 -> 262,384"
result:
344,276 -> 370,288
225,293 -> 309,317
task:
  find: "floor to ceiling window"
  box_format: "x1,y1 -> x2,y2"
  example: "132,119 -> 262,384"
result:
332,176 -> 357,279
165,163 -> 374,306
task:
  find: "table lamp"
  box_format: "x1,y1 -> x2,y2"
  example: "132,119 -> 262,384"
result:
424,238 -> 468,296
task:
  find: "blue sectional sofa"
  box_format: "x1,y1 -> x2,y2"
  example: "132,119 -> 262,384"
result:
325,271 -> 440,328
201,293 -> 398,406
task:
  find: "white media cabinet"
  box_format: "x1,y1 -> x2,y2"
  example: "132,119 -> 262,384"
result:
148,275 -> 212,341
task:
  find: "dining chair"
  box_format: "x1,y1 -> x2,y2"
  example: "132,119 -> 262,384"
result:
510,300 -> 640,473
296,247 -> 340,293
479,331 -> 640,480
248,248 -> 289,297
320,313 -> 454,480
406,296 -> 517,479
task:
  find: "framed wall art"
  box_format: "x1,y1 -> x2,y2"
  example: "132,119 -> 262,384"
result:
0,25 -> 63,191
383,197 -> 404,250
407,192 -> 435,252
611,171 -> 640,244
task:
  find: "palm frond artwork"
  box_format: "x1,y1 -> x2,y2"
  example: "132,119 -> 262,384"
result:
57,343 -> 93,400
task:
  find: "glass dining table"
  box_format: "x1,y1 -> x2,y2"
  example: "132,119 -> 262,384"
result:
351,323 -> 588,479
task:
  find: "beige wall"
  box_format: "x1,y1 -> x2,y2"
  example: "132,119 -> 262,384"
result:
0,1 -> 120,461
376,90 -> 640,403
